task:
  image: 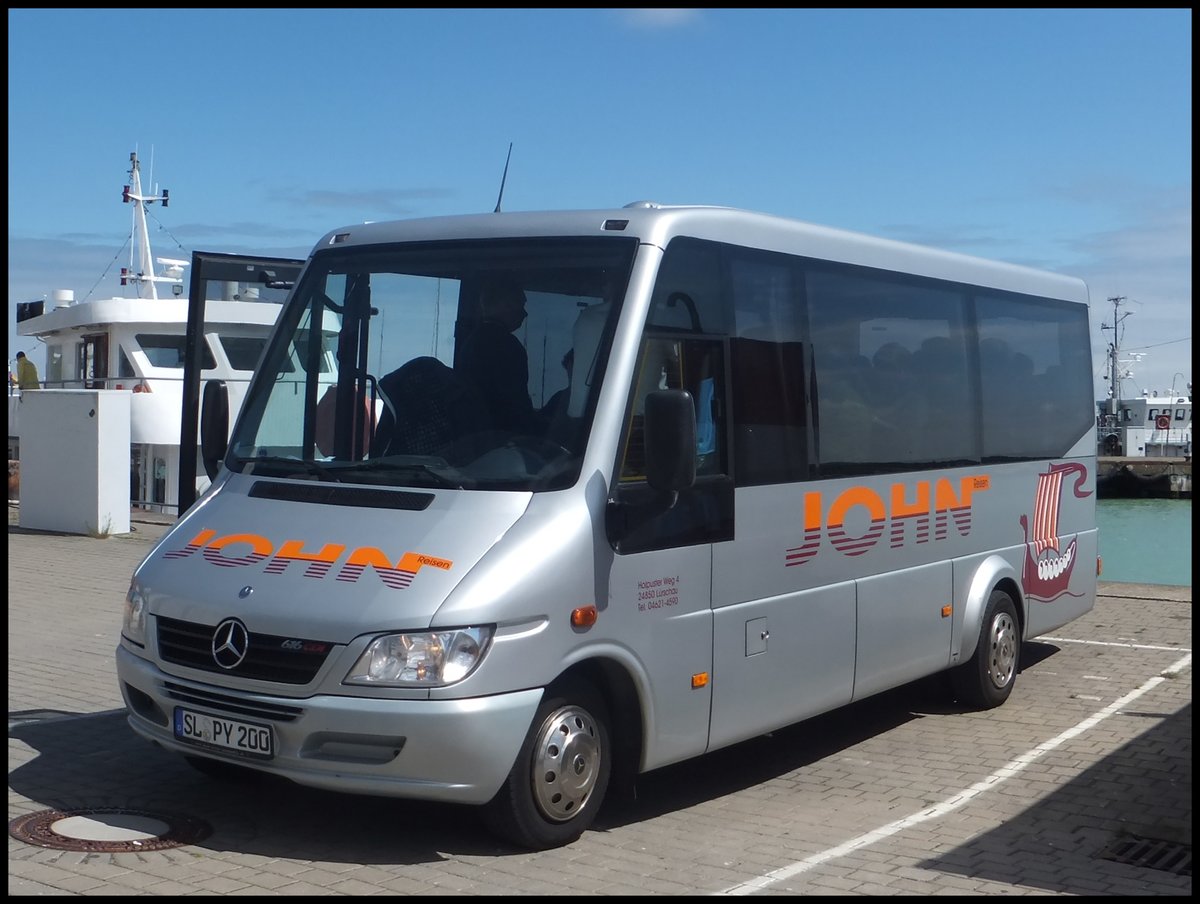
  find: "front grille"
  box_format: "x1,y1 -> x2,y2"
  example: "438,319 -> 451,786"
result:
157,616 -> 334,685
162,681 -> 304,723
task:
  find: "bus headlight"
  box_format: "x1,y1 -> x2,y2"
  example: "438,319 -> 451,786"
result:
345,626 -> 494,687
122,582 -> 148,647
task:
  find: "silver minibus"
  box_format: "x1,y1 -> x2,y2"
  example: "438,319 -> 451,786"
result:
116,202 -> 1099,849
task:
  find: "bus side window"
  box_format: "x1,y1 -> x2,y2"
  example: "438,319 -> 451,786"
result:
684,341 -> 725,476
620,338 -> 682,481
610,235 -> 734,552
612,334 -> 733,552
727,247 -> 809,486
619,337 -> 726,481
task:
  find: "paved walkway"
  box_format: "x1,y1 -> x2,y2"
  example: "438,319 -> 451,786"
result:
7,504 -> 1192,895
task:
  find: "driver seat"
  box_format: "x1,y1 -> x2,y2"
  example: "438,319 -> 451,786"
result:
371,357 -> 485,458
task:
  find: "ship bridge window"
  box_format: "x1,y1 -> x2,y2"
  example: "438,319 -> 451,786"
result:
45,345 -> 64,385
219,336 -> 269,371
136,334 -> 216,369
1177,409 -> 1187,421
118,348 -> 137,379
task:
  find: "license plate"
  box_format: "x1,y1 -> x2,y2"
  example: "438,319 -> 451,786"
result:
173,707 -> 274,759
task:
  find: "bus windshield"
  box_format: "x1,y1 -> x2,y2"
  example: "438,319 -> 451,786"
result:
229,237 -> 637,491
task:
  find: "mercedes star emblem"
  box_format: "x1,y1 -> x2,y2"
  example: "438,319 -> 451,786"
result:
211,618 -> 250,669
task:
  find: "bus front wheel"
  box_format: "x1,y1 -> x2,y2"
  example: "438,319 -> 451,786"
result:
481,679 -> 612,850
951,589 -> 1021,709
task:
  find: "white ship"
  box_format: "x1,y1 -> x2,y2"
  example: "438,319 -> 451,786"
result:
1094,294 -> 1191,460
8,151 -> 289,514
1096,388 -> 1192,459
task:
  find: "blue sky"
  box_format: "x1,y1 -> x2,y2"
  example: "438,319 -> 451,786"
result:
7,8 -> 1192,401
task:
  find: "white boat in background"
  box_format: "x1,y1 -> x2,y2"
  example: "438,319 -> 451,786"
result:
1096,388 -> 1192,459
8,150 -> 290,514
1093,294 -> 1192,461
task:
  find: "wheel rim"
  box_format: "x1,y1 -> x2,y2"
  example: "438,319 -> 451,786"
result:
987,610 -> 1018,689
530,704 -> 602,823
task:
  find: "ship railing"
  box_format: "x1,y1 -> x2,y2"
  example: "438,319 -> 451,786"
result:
28,376 -> 256,391
131,498 -> 179,517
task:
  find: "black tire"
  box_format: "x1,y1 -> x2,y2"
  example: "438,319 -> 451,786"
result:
481,680 -> 612,850
951,589 -> 1021,709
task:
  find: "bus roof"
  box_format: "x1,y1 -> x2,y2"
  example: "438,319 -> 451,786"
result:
315,202 -> 1089,304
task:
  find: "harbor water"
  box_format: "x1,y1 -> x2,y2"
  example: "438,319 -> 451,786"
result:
1097,498 -> 1192,587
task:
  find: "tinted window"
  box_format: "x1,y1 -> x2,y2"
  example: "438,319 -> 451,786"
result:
645,237 -> 726,335
645,242 -> 1092,488
805,267 -> 975,475
136,334 -> 216,369
729,247 -> 809,485
614,237 -> 733,551
976,293 -> 1092,460
219,336 -> 269,371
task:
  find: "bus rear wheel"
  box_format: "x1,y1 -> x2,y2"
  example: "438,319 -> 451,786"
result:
951,589 -> 1020,709
481,679 -> 611,850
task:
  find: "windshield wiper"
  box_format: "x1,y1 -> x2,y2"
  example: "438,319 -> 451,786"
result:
238,455 -> 342,483
340,458 -> 467,489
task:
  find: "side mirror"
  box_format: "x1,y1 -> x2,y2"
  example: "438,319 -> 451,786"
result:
604,389 -> 699,547
643,389 -> 696,494
200,380 -> 230,480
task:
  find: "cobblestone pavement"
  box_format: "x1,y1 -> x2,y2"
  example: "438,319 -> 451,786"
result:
8,505 -> 1192,895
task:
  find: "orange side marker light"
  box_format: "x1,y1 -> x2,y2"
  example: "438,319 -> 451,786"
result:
691,672 -> 709,689
571,605 -> 598,628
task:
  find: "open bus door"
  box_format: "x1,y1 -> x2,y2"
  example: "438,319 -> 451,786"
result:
177,251 -> 305,515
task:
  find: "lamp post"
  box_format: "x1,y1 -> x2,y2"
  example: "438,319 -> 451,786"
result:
1170,373 -> 1188,397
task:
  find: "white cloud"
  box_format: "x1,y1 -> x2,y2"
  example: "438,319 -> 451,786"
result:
618,9 -> 702,29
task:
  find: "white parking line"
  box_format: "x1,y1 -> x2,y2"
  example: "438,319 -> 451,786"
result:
1040,636 -> 1192,653
714,652 -> 1193,896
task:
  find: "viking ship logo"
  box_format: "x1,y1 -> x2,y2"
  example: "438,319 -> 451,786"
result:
1019,462 -> 1091,602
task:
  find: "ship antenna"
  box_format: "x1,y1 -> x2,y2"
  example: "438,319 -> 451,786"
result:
120,149 -> 181,300
493,142 -> 513,213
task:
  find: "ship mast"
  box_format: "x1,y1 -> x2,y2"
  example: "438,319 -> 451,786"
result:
1099,295 -> 1136,418
120,150 -> 186,300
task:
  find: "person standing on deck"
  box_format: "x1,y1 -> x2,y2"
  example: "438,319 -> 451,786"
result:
15,352 -> 40,390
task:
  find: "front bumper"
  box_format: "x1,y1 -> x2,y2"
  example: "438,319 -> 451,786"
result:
115,645 -> 542,805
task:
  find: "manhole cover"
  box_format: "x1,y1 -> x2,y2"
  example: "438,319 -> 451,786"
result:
1099,835 -> 1192,877
9,808 -> 212,852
